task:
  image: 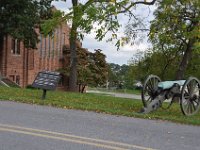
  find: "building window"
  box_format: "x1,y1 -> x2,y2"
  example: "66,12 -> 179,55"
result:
9,75 -> 15,82
8,75 -> 20,85
16,75 -> 20,85
28,50 -> 34,69
11,39 -> 20,55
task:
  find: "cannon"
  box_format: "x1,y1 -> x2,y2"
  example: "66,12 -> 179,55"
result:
141,75 -> 200,116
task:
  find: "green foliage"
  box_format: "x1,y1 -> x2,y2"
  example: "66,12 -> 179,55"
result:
149,0 -> 200,79
60,47 -> 108,87
128,47 -> 200,82
42,0 -> 158,48
127,0 -> 200,81
0,0 -> 53,48
41,10 -> 64,36
88,49 -> 108,87
185,53 -> 200,78
108,63 -> 130,89
42,0 -> 157,90
128,49 -> 177,81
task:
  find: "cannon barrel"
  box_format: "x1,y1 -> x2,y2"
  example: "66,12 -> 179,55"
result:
141,75 -> 200,116
141,83 -> 181,114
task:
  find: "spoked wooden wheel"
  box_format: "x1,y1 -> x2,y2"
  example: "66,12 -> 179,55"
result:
181,77 -> 200,116
141,75 -> 161,107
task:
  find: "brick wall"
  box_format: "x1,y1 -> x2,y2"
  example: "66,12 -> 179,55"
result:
4,36 -> 26,86
0,23 -> 71,88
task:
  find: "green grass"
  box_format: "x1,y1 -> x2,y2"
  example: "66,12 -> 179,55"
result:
0,86 -> 200,126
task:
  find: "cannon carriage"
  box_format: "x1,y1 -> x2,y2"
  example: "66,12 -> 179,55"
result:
141,75 -> 200,116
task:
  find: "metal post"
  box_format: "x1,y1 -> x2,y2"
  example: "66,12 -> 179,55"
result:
42,89 -> 47,100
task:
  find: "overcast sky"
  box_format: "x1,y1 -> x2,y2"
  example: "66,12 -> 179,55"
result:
51,0 -> 155,65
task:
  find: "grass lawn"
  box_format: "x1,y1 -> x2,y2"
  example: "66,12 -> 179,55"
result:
0,86 -> 200,126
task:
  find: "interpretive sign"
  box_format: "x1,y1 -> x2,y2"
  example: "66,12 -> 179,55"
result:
32,71 -> 61,99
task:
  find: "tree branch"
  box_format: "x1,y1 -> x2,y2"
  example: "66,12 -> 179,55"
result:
117,0 -> 157,14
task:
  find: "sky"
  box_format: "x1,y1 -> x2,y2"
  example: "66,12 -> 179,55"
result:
51,0 -> 156,65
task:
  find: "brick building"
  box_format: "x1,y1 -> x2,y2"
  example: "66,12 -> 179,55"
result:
0,23 -> 75,88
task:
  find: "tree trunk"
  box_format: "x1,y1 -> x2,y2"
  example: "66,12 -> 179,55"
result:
81,84 -> 86,93
175,39 -> 195,80
69,25 -> 78,91
69,0 -> 78,92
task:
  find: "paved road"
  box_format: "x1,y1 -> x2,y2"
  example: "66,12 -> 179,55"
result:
86,90 -> 141,100
0,101 -> 200,150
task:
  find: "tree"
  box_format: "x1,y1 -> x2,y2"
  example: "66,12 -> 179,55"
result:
108,63 -> 121,88
149,0 -> 200,80
128,48 -> 178,81
107,63 -> 130,89
43,0 -> 157,91
77,48 -> 109,92
88,49 -> 108,87
128,47 -> 200,83
60,47 -> 108,92
0,0 -> 52,49
186,51 -> 200,78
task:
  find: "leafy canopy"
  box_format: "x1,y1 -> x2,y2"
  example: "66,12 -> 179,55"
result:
150,0 -> 200,52
0,0 -> 52,48
128,0 -> 200,81
43,0 -> 157,49
149,0 -> 200,79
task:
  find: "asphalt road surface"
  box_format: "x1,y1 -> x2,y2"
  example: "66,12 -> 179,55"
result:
86,90 -> 141,100
0,101 -> 200,150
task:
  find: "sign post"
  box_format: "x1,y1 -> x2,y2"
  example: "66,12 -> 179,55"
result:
42,89 -> 47,100
32,71 -> 61,100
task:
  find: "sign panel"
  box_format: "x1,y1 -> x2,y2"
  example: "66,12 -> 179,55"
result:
32,71 -> 61,90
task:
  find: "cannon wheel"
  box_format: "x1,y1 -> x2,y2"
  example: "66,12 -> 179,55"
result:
141,75 -> 161,107
180,77 -> 200,116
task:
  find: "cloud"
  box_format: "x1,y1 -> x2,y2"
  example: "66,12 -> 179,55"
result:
51,1 -> 71,11
52,0 -> 156,65
82,33 -> 149,65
